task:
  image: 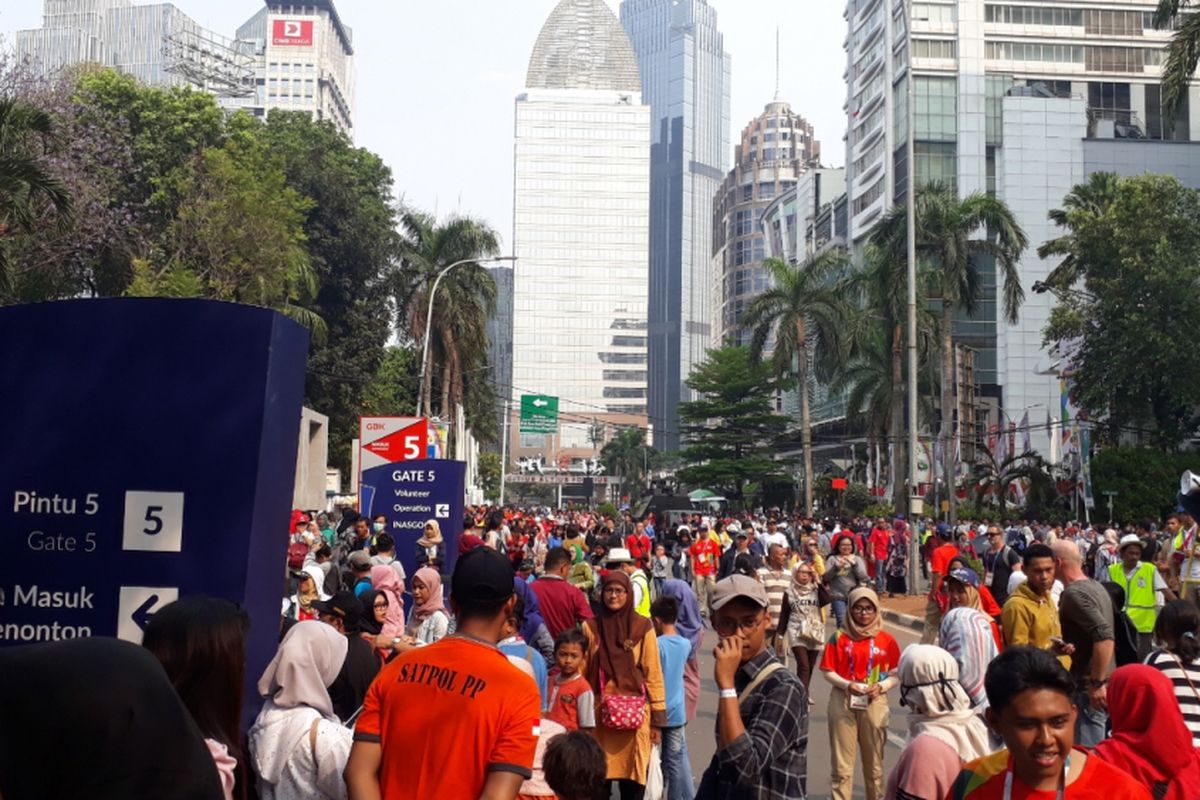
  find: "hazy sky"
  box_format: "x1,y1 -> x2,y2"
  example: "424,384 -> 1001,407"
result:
2,0 -> 847,247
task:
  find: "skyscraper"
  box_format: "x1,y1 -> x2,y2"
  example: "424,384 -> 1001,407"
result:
620,0 -> 731,451
713,101 -> 820,347
15,0 -> 356,137
510,0 -> 651,456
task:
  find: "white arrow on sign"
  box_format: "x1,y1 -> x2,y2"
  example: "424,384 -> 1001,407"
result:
435,503 -> 450,518
532,398 -> 549,408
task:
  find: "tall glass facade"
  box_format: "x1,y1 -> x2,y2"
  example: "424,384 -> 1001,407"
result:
511,0 -> 651,452
620,0 -> 731,451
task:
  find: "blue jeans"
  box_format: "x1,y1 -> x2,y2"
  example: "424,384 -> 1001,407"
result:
874,559 -> 886,591
831,598 -> 848,629
661,725 -> 694,800
1074,689 -> 1108,747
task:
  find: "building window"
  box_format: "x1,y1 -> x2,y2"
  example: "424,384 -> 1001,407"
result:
1086,47 -> 1146,73
1087,82 -> 1131,111
985,41 -> 1084,64
915,76 -> 958,141
913,39 -> 957,60
1145,83 -> 1191,140
985,5 -> 1083,27
603,387 -> 647,399
916,142 -> 956,191
913,3 -> 957,24
985,75 -> 1012,145
1083,9 -> 1144,36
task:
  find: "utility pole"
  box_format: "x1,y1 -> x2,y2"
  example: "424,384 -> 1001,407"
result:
499,399 -> 510,505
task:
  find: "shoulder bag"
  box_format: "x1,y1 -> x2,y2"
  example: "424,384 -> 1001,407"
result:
598,664 -> 646,730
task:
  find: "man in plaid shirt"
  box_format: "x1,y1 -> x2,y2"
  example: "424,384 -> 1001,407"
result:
697,574 -> 810,798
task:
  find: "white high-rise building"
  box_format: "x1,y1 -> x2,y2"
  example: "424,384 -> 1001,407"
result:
15,0 -> 356,138
226,0 -> 356,136
511,0 -> 651,453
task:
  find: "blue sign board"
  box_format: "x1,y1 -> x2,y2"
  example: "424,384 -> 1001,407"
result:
360,458 -> 466,581
0,299 -> 307,717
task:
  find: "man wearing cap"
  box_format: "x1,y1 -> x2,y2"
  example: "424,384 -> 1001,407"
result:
696,574 -> 808,798
1109,533 -> 1174,658
348,550 -> 373,597
312,591 -> 381,723
346,546 -> 541,799
607,548 -> 651,618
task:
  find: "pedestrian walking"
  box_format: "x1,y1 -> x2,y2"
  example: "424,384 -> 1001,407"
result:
1144,599 -> 1200,747
820,587 -> 901,800
822,534 -> 869,629
885,645 -> 992,800
1091,665 -> 1200,800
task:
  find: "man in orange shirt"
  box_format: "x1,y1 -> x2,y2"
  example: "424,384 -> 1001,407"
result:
690,526 -> 722,619
922,523 -> 960,644
345,546 -> 541,800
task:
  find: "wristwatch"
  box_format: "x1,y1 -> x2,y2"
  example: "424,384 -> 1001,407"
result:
391,636 -> 403,648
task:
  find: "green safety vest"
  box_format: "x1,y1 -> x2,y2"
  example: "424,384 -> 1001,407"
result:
1108,561 -> 1158,633
631,571 -> 651,618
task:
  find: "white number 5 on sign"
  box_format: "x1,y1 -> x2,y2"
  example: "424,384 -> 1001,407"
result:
122,491 -> 185,552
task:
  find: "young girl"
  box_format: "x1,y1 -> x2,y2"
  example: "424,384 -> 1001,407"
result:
546,629 -> 595,731
778,562 -> 826,701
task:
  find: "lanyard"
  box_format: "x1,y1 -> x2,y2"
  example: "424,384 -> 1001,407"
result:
847,636 -> 876,681
1002,754 -> 1069,800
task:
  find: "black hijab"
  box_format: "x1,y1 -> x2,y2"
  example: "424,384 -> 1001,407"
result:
357,589 -> 385,636
0,637 -> 224,800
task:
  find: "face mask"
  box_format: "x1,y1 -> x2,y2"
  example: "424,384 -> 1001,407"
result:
373,522 -> 385,533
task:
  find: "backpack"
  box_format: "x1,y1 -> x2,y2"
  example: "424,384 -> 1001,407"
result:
287,538 -> 309,571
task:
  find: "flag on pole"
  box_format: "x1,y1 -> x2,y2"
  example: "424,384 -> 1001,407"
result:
1020,411 -> 1031,455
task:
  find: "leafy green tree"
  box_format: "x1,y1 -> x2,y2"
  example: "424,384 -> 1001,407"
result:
1042,174 -> 1200,448
476,452 -> 502,501
1091,446 -> 1197,522
395,212 -> 498,419
876,183 -> 1027,521
678,346 -> 788,509
600,427 -> 657,500
0,96 -> 72,298
742,250 -> 849,513
254,111 -> 401,472
971,445 -> 1047,519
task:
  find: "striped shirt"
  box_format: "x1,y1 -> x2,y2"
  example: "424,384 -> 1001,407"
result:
1145,647 -> 1200,746
758,566 -> 790,629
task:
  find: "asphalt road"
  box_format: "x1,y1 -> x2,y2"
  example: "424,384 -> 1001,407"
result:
681,618 -> 922,799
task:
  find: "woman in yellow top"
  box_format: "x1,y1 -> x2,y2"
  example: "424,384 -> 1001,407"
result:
583,571 -> 667,800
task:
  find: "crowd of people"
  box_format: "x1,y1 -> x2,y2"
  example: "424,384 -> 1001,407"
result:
8,499 -> 1200,800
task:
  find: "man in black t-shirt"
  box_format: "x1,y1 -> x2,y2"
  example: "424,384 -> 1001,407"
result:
981,525 -> 1022,605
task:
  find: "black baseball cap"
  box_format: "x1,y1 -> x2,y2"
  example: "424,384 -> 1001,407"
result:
311,591 -> 362,628
451,546 -> 515,607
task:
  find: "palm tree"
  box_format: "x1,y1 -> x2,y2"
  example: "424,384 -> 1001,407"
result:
396,211 -> 499,418
1037,171 -> 1120,289
600,427 -> 657,499
884,183 -> 1027,522
742,249 -> 850,513
1153,0 -> 1200,118
0,97 -> 73,298
973,444 -> 1048,519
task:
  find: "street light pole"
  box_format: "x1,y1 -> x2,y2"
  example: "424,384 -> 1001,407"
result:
415,256 -> 517,418
904,0 -> 924,594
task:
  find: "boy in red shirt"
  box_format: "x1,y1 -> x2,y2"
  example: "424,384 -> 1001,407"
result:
690,528 -> 722,617
545,629 -> 595,731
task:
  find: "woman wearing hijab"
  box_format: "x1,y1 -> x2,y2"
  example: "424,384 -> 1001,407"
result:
819,586 -> 901,800
397,566 -> 449,648
414,519 -> 445,570
355,589 -> 392,664
283,564 -> 328,621
367,564 -> 406,649
779,561 -> 826,699
884,645 -> 993,800
511,576 -> 556,663
938,573 -> 1000,713
822,534 -> 870,629
1094,528 -> 1121,581
249,621 -> 353,800
583,571 -> 668,800
1092,664 -> 1200,800
0,637 -> 225,800
661,578 -> 703,721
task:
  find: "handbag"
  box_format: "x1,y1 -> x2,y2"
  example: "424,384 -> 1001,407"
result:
598,664 -> 646,730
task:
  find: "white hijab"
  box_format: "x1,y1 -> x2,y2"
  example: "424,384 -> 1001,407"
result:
898,644 -> 992,762
257,620 -> 347,718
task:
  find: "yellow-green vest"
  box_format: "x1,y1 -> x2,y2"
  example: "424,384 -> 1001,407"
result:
1108,561 -> 1158,633
631,570 -> 651,618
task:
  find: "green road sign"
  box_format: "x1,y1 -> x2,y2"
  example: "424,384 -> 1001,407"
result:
519,394 -> 558,434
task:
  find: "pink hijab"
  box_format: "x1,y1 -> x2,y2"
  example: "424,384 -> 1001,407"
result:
370,565 -> 406,638
411,566 -> 446,625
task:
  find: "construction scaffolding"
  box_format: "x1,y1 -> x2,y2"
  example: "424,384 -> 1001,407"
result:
162,26 -> 256,97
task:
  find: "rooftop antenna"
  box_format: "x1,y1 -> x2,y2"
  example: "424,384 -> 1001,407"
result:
774,27 -> 780,101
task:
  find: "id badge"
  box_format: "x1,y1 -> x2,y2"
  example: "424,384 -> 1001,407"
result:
849,692 -> 869,710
